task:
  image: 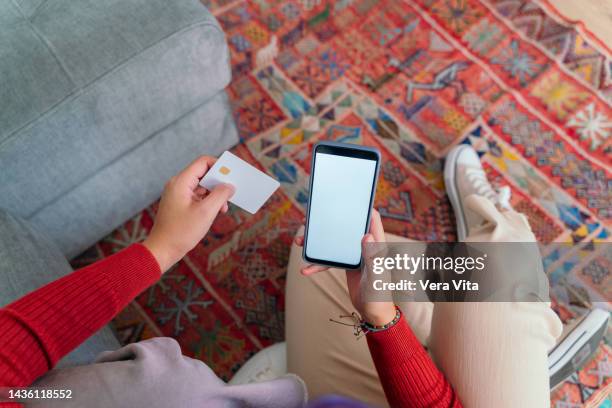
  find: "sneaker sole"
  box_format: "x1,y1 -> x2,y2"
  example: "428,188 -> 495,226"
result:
444,144 -> 471,242
549,308 -> 610,389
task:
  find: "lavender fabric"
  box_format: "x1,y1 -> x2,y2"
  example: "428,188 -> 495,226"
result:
308,396 -> 375,408
29,338 -> 306,408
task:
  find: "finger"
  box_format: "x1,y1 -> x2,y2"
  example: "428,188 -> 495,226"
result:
361,233 -> 376,263
221,202 -> 229,213
362,233 -> 375,245
294,236 -> 304,246
362,228 -> 389,268
301,264 -> 329,276
194,186 -> 208,200
369,209 -> 385,242
177,156 -> 217,187
200,183 -> 235,215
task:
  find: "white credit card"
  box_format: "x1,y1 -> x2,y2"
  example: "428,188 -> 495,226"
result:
200,151 -> 280,214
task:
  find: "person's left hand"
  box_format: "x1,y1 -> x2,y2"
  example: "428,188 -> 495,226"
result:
143,156 -> 235,272
294,209 -> 396,326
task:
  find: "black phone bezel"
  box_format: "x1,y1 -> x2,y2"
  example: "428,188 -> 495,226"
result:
302,141 -> 381,270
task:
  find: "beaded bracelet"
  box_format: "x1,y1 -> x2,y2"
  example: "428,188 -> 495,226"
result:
360,305 -> 401,333
329,306 -> 401,338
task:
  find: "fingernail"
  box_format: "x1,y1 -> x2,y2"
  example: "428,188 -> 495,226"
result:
365,234 -> 374,243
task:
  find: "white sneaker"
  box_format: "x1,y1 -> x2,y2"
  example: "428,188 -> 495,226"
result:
444,144 -> 511,241
549,308 -> 610,389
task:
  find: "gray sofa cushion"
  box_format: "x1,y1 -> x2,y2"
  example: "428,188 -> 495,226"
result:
1,0 -> 230,143
31,92 -> 238,259
0,0 -> 237,256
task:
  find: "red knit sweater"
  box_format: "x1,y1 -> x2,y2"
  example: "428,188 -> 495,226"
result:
0,244 -> 460,407
367,314 -> 462,407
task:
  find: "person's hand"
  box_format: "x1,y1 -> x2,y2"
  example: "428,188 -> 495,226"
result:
294,209 -> 396,326
143,156 -> 235,272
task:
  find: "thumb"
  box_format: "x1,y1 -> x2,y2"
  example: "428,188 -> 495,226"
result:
201,183 -> 235,214
362,232 -> 388,268
361,233 -> 376,265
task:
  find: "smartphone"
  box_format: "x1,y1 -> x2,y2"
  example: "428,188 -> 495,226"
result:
303,141 -> 381,269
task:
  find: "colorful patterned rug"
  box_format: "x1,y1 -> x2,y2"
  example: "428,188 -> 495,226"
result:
72,0 -> 611,406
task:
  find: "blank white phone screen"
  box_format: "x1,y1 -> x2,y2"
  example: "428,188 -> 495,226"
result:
306,152 -> 377,265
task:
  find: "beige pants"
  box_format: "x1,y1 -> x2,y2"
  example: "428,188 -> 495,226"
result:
286,195 -> 563,407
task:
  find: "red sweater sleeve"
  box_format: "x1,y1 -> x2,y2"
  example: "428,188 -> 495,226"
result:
367,313 -> 462,408
0,244 -> 160,388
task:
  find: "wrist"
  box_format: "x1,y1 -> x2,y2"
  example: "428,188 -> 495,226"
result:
362,303 -> 397,326
142,235 -> 181,273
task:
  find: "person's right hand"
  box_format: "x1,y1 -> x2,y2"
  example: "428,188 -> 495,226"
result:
294,209 -> 397,326
143,156 -> 235,273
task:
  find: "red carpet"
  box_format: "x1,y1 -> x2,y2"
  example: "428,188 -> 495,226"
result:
72,0 -> 611,405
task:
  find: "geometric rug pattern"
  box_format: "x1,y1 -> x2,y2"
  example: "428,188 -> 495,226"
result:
71,1 -> 611,406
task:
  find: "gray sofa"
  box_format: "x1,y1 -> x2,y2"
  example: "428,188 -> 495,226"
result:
0,0 -> 238,259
